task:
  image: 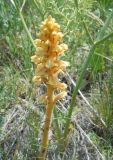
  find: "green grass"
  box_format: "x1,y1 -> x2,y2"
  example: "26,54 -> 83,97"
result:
0,0 -> 113,159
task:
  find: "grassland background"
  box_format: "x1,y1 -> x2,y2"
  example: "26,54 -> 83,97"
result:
0,0 -> 113,159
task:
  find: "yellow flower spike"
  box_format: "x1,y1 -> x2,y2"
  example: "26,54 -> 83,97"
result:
53,91 -> 67,104
39,94 -> 47,104
32,76 -> 41,83
35,47 -> 46,56
31,16 -> 69,160
31,55 -> 42,64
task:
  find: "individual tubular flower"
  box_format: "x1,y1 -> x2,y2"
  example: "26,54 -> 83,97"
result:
31,15 -> 69,160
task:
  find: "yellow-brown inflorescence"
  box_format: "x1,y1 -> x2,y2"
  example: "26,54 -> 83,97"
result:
31,16 -> 69,160
31,15 -> 69,103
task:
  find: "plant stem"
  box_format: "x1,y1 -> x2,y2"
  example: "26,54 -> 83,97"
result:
19,11 -> 36,48
38,85 -> 54,160
53,108 -> 62,140
63,31 -> 113,141
63,46 -> 95,140
83,20 -> 94,45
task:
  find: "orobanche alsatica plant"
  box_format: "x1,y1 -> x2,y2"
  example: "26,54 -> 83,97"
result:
31,15 -> 69,160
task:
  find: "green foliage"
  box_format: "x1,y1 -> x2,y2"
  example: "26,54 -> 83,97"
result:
0,0 -> 113,159
92,62 -> 113,128
97,0 -> 113,9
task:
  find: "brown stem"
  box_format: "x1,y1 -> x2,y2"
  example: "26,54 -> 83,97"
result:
38,85 -> 54,160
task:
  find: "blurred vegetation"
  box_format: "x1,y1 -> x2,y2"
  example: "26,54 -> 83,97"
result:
0,0 -> 113,159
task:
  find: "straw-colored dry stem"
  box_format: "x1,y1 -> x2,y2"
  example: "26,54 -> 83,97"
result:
38,85 -> 54,160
